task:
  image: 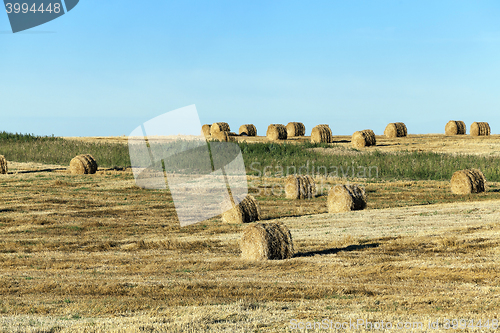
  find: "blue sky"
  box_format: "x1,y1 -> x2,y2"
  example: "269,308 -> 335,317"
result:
2,1 -> 500,136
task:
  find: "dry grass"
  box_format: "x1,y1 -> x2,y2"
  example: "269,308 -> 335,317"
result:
238,124 -> 257,136
240,222 -> 294,261
384,122 -> 407,138
210,122 -> 231,135
351,129 -> 376,148
221,194 -> 261,224
3,134 -> 500,331
450,169 -> 486,194
201,124 -> 211,137
470,122 -> 491,136
445,120 -> 466,135
327,184 -> 367,213
266,124 -> 287,141
285,174 -> 315,199
0,155 -> 7,174
286,122 -> 305,137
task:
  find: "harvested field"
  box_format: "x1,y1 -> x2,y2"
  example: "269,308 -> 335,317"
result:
2,133 -> 500,331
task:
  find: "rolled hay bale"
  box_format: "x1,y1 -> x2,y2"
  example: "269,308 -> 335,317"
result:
327,184 -> 367,213
286,122 -> 305,137
201,124 -> 211,137
266,124 -> 287,141
221,195 -> 261,224
212,131 -> 234,142
210,122 -> 230,135
351,129 -> 376,148
470,122 -> 491,136
240,222 -> 294,260
450,169 -> 486,194
239,124 -> 257,136
310,124 -> 332,143
0,155 -> 7,174
285,175 -> 316,199
69,154 -> 98,175
384,122 -> 407,138
444,120 -> 466,135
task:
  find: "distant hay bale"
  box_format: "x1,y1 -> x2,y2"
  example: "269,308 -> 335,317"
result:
240,222 -> 294,260
445,121 -> 466,135
239,124 -> 257,136
212,131 -> 233,142
221,195 -> 261,224
286,122 -> 305,137
210,122 -> 230,135
201,124 -> 211,137
384,122 -> 407,138
69,154 -> 98,175
285,175 -> 316,199
0,155 -> 7,174
310,124 -> 332,143
327,184 -> 367,213
450,169 -> 486,194
470,122 -> 490,136
351,129 -> 376,148
266,124 -> 287,141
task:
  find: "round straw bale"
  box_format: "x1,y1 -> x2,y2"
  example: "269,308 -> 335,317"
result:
444,121 -> 466,135
450,169 -> 486,194
210,122 -> 230,135
69,154 -> 98,175
384,122 -> 407,138
212,131 -> 233,142
239,124 -> 257,136
470,122 -> 490,136
352,129 -> 376,148
285,175 -> 316,199
286,122 -> 305,137
310,125 -> 332,143
221,195 -> 261,224
328,184 -> 367,213
240,222 -> 294,260
0,155 -> 7,174
201,124 -> 211,137
266,124 -> 287,141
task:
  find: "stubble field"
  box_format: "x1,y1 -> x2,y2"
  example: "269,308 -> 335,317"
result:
1,134 -> 500,332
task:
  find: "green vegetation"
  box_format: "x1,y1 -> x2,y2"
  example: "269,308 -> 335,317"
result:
0,132 -> 130,168
1,133 -> 499,181
241,142 -> 500,182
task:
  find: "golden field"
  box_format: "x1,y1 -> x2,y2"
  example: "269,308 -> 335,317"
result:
1,134 -> 500,332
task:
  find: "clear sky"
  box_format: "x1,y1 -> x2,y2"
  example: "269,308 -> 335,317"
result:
2,1 -> 500,137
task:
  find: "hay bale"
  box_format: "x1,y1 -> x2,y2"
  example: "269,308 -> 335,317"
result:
222,195 -> 261,224
285,175 -> 316,199
450,169 -> 486,194
212,131 -> 233,142
201,124 -> 211,137
310,124 -> 332,143
266,124 -> 287,141
286,122 -> 305,137
0,155 -> 7,174
470,122 -> 490,136
327,184 -> 367,213
239,124 -> 257,136
210,122 -> 230,135
240,222 -> 294,260
69,154 -> 98,175
352,129 -> 376,148
384,122 -> 407,138
445,121 -> 466,135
